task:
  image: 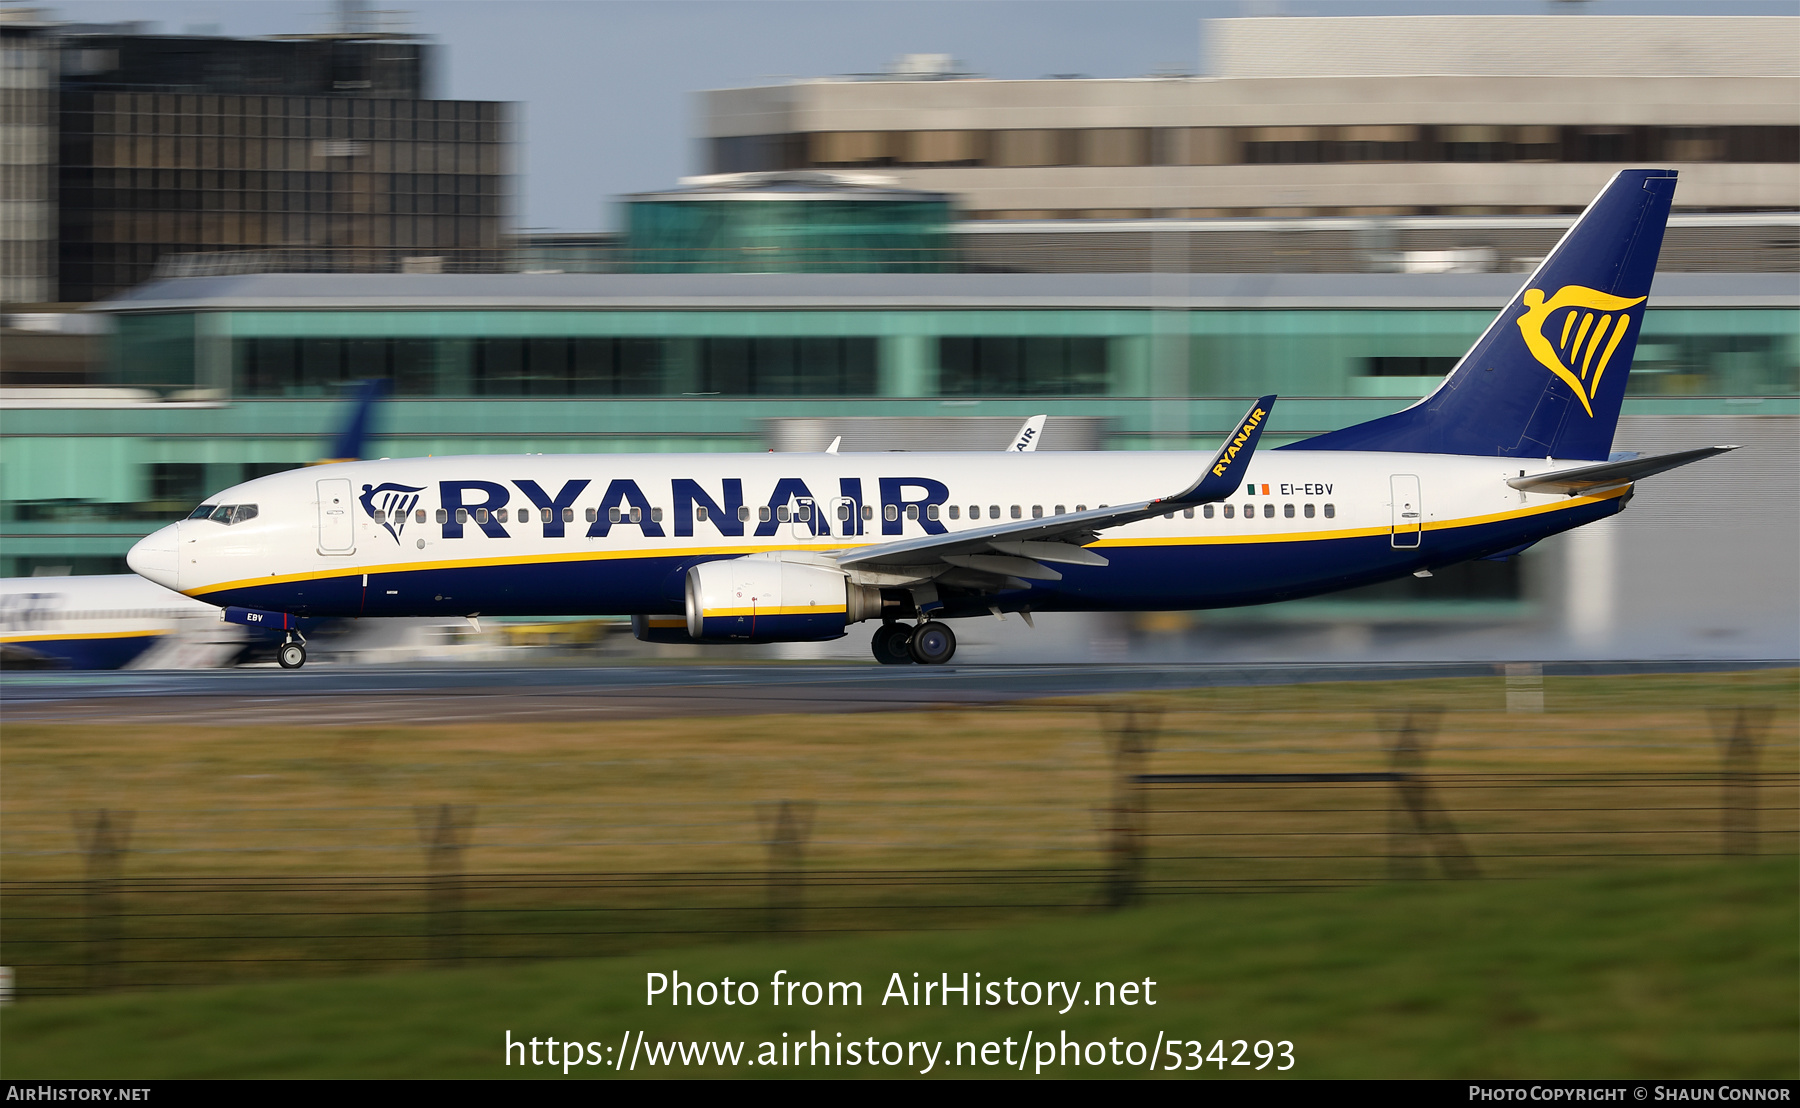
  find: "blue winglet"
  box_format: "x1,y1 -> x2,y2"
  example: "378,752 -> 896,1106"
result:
1171,395 -> 1276,505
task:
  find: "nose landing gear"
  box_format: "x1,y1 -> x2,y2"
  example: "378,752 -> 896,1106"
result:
277,631 -> 307,669
869,620 -> 957,665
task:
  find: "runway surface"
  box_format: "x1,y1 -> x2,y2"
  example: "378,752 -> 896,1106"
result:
3,659 -> 1790,725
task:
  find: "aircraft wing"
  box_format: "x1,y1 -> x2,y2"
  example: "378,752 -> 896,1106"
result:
1506,445 -> 1738,495
838,397 -> 1275,582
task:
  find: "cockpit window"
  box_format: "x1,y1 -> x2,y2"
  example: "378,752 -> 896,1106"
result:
199,504 -> 260,526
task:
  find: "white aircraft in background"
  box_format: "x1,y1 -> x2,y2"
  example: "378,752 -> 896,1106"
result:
129,171 -> 1733,669
2,380 -> 389,670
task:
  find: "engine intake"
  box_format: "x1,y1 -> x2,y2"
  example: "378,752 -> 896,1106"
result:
685,557 -> 880,642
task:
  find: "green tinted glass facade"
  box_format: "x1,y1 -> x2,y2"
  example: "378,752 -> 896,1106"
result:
103,306 -> 1796,400
626,199 -> 954,273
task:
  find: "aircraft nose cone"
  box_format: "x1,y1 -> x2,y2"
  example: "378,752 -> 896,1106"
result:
128,524 -> 181,591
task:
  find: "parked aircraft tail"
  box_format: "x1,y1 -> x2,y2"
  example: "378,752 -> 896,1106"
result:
1286,169 -> 1677,461
317,378 -> 390,464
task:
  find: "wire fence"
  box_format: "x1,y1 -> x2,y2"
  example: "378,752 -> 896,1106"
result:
2,696 -> 1793,999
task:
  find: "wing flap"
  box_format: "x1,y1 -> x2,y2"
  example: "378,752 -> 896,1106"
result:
941,554 -> 1064,581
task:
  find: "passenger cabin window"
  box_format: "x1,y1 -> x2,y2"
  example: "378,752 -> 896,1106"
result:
836,503 -> 850,521
1263,504 -> 1275,518
587,508 -> 598,522
884,504 -> 899,522
1324,504 -> 1335,518
1055,505 -> 1065,515
629,507 -> 643,523
948,505 -> 960,520
759,506 -> 772,522
495,508 -> 508,522
1010,505 -> 1021,519
455,508 -> 469,523
862,505 -> 873,520
416,509 -> 427,523
1304,504 -> 1315,518
739,506 -> 752,522
436,508 -> 448,524
609,507 -> 622,524
1223,504 -> 1234,518
697,506 -> 710,522
777,505 -> 790,522
1284,504 -> 1295,518
1076,504 -> 1087,512
906,504 -> 919,521
1183,508 -> 1194,519
989,505 -> 1000,519
1032,505 -> 1043,519
926,504 -> 940,520
476,508 -> 489,523
1203,504 -> 1214,518
650,508 -> 663,523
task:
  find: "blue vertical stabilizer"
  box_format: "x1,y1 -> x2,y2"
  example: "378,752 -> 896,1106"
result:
321,378 -> 390,463
1284,170 -> 1677,460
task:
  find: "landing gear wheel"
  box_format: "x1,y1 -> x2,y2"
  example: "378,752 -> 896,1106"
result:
277,642 -> 307,669
908,621 -> 956,665
871,622 -> 915,665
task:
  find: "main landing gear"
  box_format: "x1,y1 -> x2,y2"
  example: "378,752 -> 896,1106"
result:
870,620 -> 957,666
277,631 -> 307,670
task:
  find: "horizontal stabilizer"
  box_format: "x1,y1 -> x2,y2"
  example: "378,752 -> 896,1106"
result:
1507,445 -> 1738,495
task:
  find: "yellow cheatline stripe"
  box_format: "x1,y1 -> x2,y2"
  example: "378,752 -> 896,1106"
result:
704,605 -> 848,618
1084,488 -> 1627,548
187,488 -> 1628,595
1,630 -> 169,644
185,540 -> 836,598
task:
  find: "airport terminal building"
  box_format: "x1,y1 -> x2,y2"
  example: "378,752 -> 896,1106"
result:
1,12 -> 1795,661
3,265 -> 1794,659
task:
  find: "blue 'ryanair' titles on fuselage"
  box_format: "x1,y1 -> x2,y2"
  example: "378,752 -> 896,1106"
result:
409,476 -> 954,542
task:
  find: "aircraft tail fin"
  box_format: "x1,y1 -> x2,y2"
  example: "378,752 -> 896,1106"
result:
1284,169 -> 1677,461
315,378 -> 389,464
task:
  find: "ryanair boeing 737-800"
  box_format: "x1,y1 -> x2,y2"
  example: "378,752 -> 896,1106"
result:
127,170 -> 1734,668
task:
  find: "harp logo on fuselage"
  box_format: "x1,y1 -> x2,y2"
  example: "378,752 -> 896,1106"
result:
1515,284 -> 1647,417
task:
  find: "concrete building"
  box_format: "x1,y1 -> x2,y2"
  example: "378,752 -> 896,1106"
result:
702,15 -> 1799,219
1,10 -> 57,304
0,13 -> 511,306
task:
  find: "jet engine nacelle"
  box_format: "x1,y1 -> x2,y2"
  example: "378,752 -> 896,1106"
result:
685,557 -> 881,642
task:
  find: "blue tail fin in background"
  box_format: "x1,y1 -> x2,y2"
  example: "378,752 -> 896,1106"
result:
318,378 -> 389,464
1284,169 -> 1677,461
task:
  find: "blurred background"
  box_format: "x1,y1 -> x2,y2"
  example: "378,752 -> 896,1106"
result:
2,0 -> 1795,666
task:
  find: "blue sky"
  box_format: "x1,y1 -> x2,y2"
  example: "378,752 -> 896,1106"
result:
45,1 -> 1797,230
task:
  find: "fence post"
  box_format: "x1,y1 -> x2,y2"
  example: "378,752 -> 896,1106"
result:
1711,707 -> 1772,857
414,804 -> 476,966
1383,709 -> 1478,881
758,800 -> 816,934
71,809 -> 133,992
1100,704 -> 1162,908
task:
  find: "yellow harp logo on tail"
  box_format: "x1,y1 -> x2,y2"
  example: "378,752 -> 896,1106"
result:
1515,285 -> 1647,417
